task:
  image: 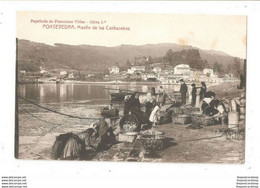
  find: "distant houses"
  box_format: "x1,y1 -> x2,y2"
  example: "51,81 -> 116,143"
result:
109,66 -> 120,74
173,64 -> 191,75
68,73 -> 75,79
153,67 -> 161,74
203,68 -> 214,76
127,66 -> 145,74
18,60 -> 238,83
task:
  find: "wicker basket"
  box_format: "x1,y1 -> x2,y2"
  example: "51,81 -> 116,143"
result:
172,114 -> 192,125
100,108 -> 119,118
180,106 -> 200,114
240,106 -> 246,115
118,132 -> 138,143
191,114 -> 216,126
120,114 -> 140,132
167,107 -> 183,115
140,130 -> 165,150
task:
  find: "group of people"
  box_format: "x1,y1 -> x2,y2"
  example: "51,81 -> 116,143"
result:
181,79 -> 227,118
180,79 -> 207,107
52,80 -> 227,160
123,86 -> 167,128
122,80 -> 217,127
201,91 -> 227,117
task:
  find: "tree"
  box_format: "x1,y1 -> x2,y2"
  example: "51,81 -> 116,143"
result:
226,63 -> 233,74
203,60 -> 210,69
233,57 -> 241,77
126,59 -> 131,67
213,61 -> 224,74
165,49 -> 174,64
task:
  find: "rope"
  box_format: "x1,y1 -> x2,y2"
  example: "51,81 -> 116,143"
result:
19,106 -> 62,126
175,132 -> 226,143
18,96 -> 121,120
174,125 -> 242,143
19,106 -> 64,134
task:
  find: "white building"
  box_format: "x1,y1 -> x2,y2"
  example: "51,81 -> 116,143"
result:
174,64 -> 190,75
60,71 -> 67,76
68,73 -> 75,79
127,66 -> 145,74
127,68 -> 135,74
109,66 -> 120,74
153,67 -> 162,74
203,68 -> 214,76
132,66 -> 145,72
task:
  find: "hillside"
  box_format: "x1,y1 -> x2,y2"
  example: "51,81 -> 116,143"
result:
17,39 -> 244,72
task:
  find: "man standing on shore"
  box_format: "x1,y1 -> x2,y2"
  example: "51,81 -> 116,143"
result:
180,79 -> 188,106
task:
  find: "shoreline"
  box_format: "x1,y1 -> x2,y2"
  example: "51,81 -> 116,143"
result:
18,80 -> 236,86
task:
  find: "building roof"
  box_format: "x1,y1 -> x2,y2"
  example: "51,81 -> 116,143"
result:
203,68 -> 213,70
132,66 -> 145,69
109,66 -> 119,70
174,64 -> 190,68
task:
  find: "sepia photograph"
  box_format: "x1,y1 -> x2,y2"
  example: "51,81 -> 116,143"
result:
16,11 -> 247,163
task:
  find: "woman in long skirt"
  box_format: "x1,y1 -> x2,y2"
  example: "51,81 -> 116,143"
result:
62,128 -> 99,160
199,82 -> 207,101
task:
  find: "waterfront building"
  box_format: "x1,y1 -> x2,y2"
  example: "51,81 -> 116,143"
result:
68,73 -> 75,79
203,68 -> 214,76
128,66 -> 146,74
109,66 -> 120,74
174,64 -> 191,75
60,71 -> 67,76
142,72 -> 157,81
153,67 -> 162,74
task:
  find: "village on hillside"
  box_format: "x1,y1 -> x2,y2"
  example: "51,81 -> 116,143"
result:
18,54 -> 241,84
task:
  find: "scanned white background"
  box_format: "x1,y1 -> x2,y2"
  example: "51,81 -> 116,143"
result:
0,1 -> 259,188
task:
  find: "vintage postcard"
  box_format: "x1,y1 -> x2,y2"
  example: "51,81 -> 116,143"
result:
16,11 -> 246,163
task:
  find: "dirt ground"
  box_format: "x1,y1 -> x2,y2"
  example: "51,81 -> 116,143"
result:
155,124 -> 244,163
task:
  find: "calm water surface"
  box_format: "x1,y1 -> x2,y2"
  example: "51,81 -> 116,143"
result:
18,83 -> 185,104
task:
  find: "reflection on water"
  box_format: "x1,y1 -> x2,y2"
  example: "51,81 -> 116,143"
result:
18,83 -> 186,104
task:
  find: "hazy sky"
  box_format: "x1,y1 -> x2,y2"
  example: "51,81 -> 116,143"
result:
17,12 -> 247,58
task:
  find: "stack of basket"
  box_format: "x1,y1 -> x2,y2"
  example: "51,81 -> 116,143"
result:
167,107 -> 183,115
172,114 -> 192,125
191,114 -> 216,127
238,93 -> 246,129
170,106 -> 202,125
180,105 -> 200,115
140,130 -> 165,151
239,94 -> 246,121
118,114 -> 140,143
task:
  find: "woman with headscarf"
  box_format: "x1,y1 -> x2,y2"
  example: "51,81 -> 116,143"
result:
61,127 -> 99,160
201,91 -> 216,114
124,92 -> 141,115
145,88 -> 155,117
199,82 -> 207,101
191,83 -> 197,107
97,127 -> 117,152
123,92 -> 150,129
156,86 -> 166,107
